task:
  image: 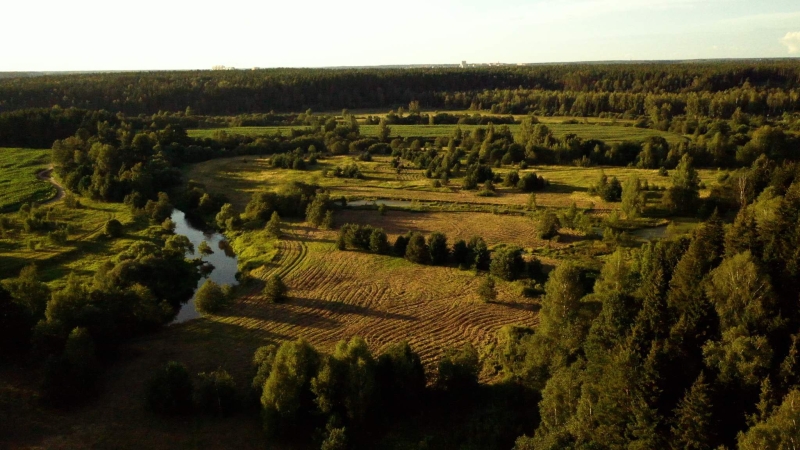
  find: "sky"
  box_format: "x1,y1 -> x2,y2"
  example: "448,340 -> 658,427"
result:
1,0 -> 799,71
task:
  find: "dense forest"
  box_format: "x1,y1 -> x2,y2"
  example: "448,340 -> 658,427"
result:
1,62 -> 800,118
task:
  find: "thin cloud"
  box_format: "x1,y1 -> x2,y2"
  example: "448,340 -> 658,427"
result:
781,32 -> 800,54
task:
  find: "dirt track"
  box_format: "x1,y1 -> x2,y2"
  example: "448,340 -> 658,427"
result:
36,166 -> 65,204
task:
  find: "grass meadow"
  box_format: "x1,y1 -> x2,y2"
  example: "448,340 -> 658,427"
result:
188,122 -> 687,145
0,148 -> 56,212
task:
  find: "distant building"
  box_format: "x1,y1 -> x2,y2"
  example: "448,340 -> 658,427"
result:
211,65 -> 236,71
461,60 -> 467,68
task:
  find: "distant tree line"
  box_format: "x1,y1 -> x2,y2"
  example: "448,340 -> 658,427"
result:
2,63 -> 800,117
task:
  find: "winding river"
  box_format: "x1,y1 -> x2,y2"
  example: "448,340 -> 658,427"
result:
171,210 -> 239,323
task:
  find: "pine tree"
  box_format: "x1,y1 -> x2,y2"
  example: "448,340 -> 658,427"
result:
670,372 -> 713,450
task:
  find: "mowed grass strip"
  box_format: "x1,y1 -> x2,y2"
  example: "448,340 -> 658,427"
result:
187,123 -> 686,144
0,148 -> 55,211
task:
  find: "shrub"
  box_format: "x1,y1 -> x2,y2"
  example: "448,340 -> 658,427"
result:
537,211 -> 560,240
145,361 -> 194,414
194,369 -> 238,416
266,211 -> 281,237
428,232 -> 449,265
405,233 -> 429,264
478,276 -> 497,302
467,236 -> 491,271
104,219 -> 123,238
452,239 -> 470,268
369,229 -> 390,254
264,275 -> 288,303
195,279 -> 230,314
518,172 -> 548,192
393,234 -> 410,256
490,246 -> 526,281
436,343 -> 479,391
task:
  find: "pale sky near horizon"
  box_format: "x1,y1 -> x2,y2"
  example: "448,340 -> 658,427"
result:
2,0 -> 799,71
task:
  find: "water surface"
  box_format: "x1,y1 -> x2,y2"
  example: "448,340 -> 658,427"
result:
171,209 -> 239,323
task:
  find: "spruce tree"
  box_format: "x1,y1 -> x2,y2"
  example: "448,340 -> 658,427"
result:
670,372 -> 713,450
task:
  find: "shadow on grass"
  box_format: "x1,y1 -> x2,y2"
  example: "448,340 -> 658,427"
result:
544,182 -> 585,194
292,296 -> 418,322
217,299 -> 341,330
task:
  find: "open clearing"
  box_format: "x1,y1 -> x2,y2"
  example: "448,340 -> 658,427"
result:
184,155 -> 720,211
188,122 -> 687,144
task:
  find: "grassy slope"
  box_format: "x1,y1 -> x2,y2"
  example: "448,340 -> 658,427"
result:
0,148 -> 56,212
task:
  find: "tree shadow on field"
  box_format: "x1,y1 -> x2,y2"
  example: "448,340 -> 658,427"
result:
544,182 -> 584,194
292,296 -> 418,322
218,299 -> 341,330
493,301 -> 541,313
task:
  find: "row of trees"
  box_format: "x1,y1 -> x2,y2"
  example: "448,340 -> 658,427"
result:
336,225 -> 543,281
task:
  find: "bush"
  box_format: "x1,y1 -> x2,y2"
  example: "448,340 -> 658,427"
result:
266,211 -> 281,237
264,274 -> 288,303
405,233 -> 429,264
104,219 -> 123,238
428,232 -> 449,265
589,173 -> 623,202
537,211 -> 560,240
478,276 -> 497,302
194,279 -> 230,314
369,229 -> 390,254
518,172 -> 548,192
393,234 -> 410,256
490,246 -> 526,281
452,239 -> 470,268
468,236 -> 491,271
436,343 -> 479,391
194,369 -> 238,416
146,361 -> 194,414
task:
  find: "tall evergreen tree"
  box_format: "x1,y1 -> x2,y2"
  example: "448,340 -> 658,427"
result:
671,373 -> 713,450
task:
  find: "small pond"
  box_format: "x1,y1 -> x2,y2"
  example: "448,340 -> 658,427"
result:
171,209 -> 239,323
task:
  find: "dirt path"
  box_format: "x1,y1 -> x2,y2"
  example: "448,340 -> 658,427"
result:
36,165 -> 65,204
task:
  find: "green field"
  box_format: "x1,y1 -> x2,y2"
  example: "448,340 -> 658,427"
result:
0,148 -> 56,211
187,123 -> 687,145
